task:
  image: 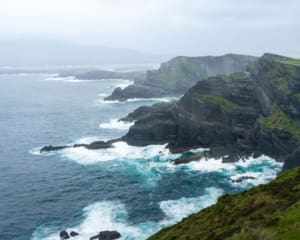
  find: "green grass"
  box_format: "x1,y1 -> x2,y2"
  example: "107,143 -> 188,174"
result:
262,58 -> 300,94
259,104 -> 300,142
148,167 -> 300,240
281,58 -> 300,66
192,92 -> 239,110
295,93 -> 300,101
276,77 -> 290,94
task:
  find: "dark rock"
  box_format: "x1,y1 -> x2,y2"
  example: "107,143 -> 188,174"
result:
105,84 -> 167,101
282,148 -> 300,171
70,231 -> 79,237
59,230 -> 70,239
173,151 -> 211,164
40,139 -> 120,153
231,176 -> 256,183
40,145 -> 68,152
90,231 -> 121,240
120,102 -> 176,122
121,55 -> 300,163
123,103 -> 178,146
73,141 -> 113,150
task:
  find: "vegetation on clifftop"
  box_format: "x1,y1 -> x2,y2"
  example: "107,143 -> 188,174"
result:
192,91 -> 239,111
259,104 -> 300,142
281,58 -> 300,66
148,167 -> 300,240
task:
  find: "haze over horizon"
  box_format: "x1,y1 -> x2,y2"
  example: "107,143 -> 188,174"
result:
0,0 -> 299,58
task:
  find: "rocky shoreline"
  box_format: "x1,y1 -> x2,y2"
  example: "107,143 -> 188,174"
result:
122,54 -> 300,169
41,53 -> 300,171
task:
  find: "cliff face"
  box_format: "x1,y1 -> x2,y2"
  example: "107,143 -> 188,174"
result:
148,167 -> 300,240
105,54 -> 258,101
123,55 -> 300,164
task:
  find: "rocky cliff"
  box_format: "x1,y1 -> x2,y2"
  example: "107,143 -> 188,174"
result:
40,54 -> 300,169
123,54 -> 300,165
148,166 -> 300,240
105,54 -> 258,101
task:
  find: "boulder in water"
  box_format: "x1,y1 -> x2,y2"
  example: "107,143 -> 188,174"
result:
59,230 -> 70,239
40,145 -> 68,152
90,230 -> 121,240
70,231 -> 79,237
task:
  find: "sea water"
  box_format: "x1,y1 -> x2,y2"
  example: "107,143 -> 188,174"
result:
0,74 -> 283,240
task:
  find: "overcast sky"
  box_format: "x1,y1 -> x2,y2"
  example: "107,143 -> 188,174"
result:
0,0 -> 299,56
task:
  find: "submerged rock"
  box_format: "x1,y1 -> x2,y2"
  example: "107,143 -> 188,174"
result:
231,176 -> 256,183
172,151 -> 211,164
90,230 -> 121,240
40,145 -> 68,152
70,231 -> 79,237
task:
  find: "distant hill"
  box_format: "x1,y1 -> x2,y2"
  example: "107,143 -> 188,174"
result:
0,39 -> 171,67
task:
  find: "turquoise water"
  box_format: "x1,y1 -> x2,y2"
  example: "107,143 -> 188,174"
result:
0,74 -> 282,240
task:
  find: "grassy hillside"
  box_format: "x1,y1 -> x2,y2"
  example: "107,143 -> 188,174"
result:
148,167 -> 300,240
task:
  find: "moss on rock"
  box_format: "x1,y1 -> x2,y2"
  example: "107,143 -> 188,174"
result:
259,104 -> 300,142
192,92 -> 239,110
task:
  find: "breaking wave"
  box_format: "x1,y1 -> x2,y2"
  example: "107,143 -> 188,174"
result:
31,187 -> 223,240
99,119 -> 134,130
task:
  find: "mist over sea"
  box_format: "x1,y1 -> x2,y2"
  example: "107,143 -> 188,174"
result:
0,73 -> 282,240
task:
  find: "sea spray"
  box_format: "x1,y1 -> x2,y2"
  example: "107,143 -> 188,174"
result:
31,187 -> 224,240
99,119 -> 134,130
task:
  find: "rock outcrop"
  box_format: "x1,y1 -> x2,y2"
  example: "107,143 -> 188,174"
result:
40,140 -> 119,153
59,230 -> 70,239
90,231 -> 121,240
123,54 -> 300,163
105,54 -> 258,101
282,148 -> 300,171
41,53 -> 300,167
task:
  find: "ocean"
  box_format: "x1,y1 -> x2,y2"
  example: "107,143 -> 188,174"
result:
0,73 -> 283,240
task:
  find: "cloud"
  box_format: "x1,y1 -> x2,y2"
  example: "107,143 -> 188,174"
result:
0,0 -> 299,56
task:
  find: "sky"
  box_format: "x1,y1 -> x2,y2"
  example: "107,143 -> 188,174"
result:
0,0 -> 299,56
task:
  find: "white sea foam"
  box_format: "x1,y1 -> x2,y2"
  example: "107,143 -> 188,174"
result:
29,147 -> 57,156
99,119 -> 134,130
45,76 -> 93,83
44,139 -> 282,188
97,93 -> 109,98
95,96 -> 180,105
125,97 -> 180,103
159,187 -> 223,225
60,142 -> 172,165
114,79 -> 134,90
33,138 -> 282,189
31,187 -> 223,240
186,155 -> 283,187
31,201 -> 146,240
75,136 -> 107,144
